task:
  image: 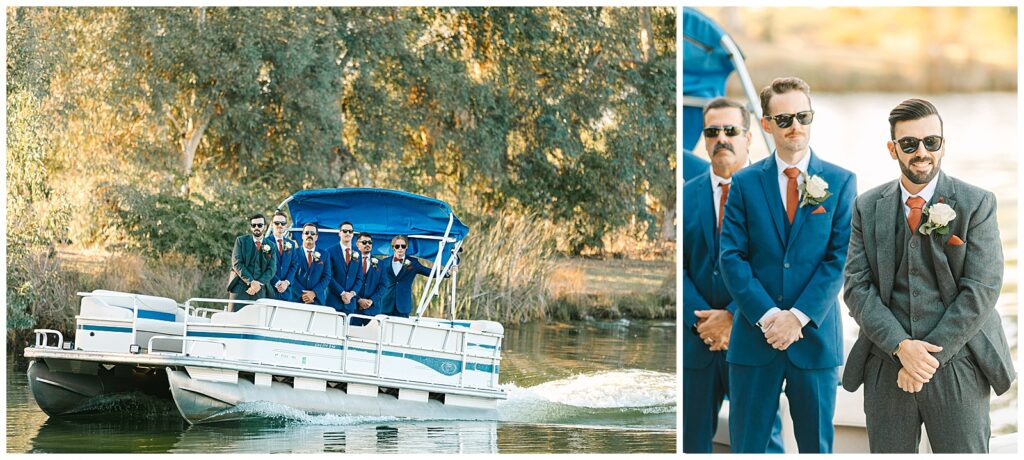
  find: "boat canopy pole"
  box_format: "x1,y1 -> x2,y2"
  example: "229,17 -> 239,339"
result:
720,33 -> 774,152
416,212 -> 454,316
418,239 -> 461,319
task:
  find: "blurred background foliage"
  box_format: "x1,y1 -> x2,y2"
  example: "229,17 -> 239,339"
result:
7,7 -> 676,341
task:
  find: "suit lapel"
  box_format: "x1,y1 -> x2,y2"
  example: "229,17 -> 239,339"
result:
874,180 -> 900,303
695,174 -> 716,257
758,157 -> 787,245
928,172 -> 958,305
786,152 -> 821,248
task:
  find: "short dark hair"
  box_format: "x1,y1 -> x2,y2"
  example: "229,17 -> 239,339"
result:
272,211 -> 288,222
302,223 -> 318,233
357,232 -> 373,241
249,213 -> 266,223
339,221 -> 353,230
888,98 -> 943,140
703,97 -> 751,130
759,77 -> 811,117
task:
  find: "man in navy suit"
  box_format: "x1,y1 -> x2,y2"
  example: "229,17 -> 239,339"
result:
379,235 -> 451,318
683,97 -> 783,453
264,211 -> 300,302
327,221 -> 363,313
720,77 -> 857,453
293,223 -> 332,305
352,232 -> 386,326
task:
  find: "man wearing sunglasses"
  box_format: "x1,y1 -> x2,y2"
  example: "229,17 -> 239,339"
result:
327,221 -> 364,314
842,99 -> 1014,452
719,77 -> 857,453
352,232 -> 385,326
226,213 -> 278,311
264,211 -> 300,302
378,235 -> 456,318
293,223 -> 332,305
683,97 -> 784,453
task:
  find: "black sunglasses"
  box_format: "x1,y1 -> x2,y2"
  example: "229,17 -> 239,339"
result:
765,110 -> 814,129
895,135 -> 943,154
703,125 -> 746,138
358,240 -> 373,245
340,229 -> 353,234
303,230 -> 318,235
250,223 -> 265,228
272,221 -> 287,226
393,244 -> 407,249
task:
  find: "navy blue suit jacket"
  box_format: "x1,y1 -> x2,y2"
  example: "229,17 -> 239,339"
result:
684,149 -> 710,182
683,172 -> 738,369
355,256 -> 387,317
293,249 -> 332,306
326,244 -> 363,313
719,151 -> 856,369
380,257 -> 432,317
264,236 -> 300,302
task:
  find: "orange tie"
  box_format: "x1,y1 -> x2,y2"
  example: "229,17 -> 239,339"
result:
718,182 -> 730,234
784,167 -> 800,224
907,196 -> 926,234
278,239 -> 283,255
345,248 -> 351,264
363,258 -> 368,274
306,250 -> 312,268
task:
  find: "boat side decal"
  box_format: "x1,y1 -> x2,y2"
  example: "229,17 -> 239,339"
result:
79,325 -> 133,333
136,310 -> 177,322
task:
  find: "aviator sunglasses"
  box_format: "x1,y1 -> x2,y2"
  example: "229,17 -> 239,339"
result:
895,135 -> 943,154
703,125 -> 746,138
765,110 -> 814,129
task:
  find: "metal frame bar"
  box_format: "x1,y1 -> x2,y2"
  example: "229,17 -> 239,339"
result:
719,33 -> 774,152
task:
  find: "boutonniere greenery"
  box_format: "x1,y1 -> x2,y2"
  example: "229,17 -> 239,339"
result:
313,251 -> 322,262
920,202 -> 956,236
799,172 -> 831,207
261,243 -> 272,254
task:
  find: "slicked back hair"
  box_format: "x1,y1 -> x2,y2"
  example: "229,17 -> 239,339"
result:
759,77 -> 812,117
888,98 -> 943,140
703,97 -> 751,130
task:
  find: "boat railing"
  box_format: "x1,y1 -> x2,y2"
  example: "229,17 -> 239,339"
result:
147,335 -> 228,359
33,329 -> 64,349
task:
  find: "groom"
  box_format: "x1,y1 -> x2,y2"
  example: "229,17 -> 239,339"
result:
842,98 -> 1015,453
719,77 -> 856,453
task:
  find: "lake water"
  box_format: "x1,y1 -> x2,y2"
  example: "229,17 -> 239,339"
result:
6,319 -> 676,453
692,92 -> 1018,436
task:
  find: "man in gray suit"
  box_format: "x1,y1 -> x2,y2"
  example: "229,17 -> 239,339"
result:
842,98 -> 1015,452
226,213 -> 278,311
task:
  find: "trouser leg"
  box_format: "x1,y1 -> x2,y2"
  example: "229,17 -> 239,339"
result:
683,352 -> 729,453
919,354 -> 991,453
728,354 -> 786,453
862,354 -> 923,452
783,360 -> 838,453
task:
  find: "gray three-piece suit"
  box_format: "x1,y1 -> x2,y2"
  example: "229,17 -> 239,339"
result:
842,172 -> 1015,453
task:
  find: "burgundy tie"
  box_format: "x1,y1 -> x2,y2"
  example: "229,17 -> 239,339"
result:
345,248 -> 351,264
306,251 -> 312,268
784,167 -> 800,224
907,196 -> 926,233
718,182 -> 730,233
278,239 -> 283,254
363,258 -> 368,274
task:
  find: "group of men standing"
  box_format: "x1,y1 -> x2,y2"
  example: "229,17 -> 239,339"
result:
683,76 -> 1015,453
226,212 -> 444,321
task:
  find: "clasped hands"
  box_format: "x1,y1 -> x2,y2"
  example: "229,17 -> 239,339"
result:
762,310 -> 804,351
694,309 -> 732,351
895,339 -> 943,394
246,280 -> 263,296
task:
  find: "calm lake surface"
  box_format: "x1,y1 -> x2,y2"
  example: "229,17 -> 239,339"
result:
692,92 -> 1018,436
6,319 -> 676,453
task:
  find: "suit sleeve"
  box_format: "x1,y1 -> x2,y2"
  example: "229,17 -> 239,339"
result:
257,246 -> 277,286
414,258 -> 433,277
843,195 -> 911,354
923,192 -> 1004,365
350,261 -> 365,293
719,178 -> 780,325
682,264 -> 711,331
313,253 -> 333,300
328,247 -> 344,297
232,237 -> 254,285
791,172 -> 857,328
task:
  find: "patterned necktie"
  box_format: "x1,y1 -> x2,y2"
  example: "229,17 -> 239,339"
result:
718,182 -> 731,233
907,196 -> 926,234
784,167 -> 800,224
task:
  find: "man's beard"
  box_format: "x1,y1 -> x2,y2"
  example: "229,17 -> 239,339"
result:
899,155 -> 941,185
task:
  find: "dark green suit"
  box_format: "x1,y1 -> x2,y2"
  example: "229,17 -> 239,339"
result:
842,172 -> 1015,452
226,234 -> 278,300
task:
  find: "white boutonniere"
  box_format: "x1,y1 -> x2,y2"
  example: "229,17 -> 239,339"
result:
370,257 -> 379,266
313,251 -> 322,262
403,259 -> 411,267
261,243 -> 272,254
920,202 -> 956,236
799,172 -> 831,207
352,251 -> 360,259
285,241 -> 294,250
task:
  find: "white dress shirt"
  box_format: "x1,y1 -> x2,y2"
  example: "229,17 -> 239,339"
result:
758,152 -> 813,331
898,174 -> 939,218
709,167 -> 732,225
392,257 -> 403,276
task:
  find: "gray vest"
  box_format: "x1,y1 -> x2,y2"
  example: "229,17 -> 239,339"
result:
889,203 -> 945,342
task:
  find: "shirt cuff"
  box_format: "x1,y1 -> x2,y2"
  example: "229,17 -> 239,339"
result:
789,308 -> 811,327
756,307 -> 781,332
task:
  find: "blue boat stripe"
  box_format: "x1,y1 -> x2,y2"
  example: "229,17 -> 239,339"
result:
79,325 -> 133,333
467,342 -> 498,350
136,310 -> 177,322
186,331 -> 499,376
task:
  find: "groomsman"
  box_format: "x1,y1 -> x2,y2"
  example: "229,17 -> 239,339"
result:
683,97 -> 784,453
293,223 -> 332,305
327,221 -> 363,313
265,211 -> 300,301
719,77 -> 857,453
842,98 -> 1015,452
352,232 -> 386,326
226,213 -> 278,310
